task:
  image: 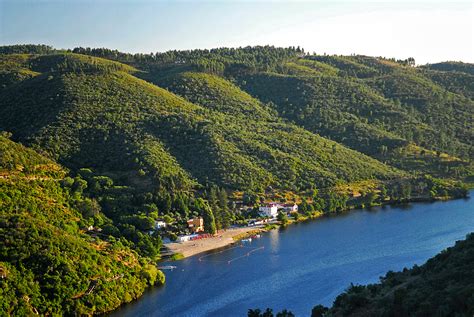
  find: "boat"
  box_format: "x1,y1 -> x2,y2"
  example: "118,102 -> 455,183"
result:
158,265 -> 177,270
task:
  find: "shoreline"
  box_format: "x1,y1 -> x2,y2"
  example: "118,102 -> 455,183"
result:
107,192 -> 472,315
163,226 -> 267,259
162,194 -> 470,260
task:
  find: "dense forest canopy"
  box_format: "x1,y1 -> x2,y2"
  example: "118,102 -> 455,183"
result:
0,134 -> 164,315
0,44 -> 472,315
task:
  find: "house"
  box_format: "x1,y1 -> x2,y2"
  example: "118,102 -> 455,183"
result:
187,217 -> 204,233
177,234 -> 198,242
283,203 -> 298,213
259,203 -> 279,218
155,220 -> 167,230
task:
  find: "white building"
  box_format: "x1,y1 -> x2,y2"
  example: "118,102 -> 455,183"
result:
283,203 -> 298,213
155,220 -> 167,229
177,234 -> 198,242
259,203 -> 279,218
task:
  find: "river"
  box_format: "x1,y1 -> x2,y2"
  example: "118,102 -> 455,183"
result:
113,194 -> 473,316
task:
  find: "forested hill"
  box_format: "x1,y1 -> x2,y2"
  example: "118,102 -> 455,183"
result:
0,133 -> 164,315
0,44 -> 472,313
70,45 -> 473,161
0,44 -> 471,239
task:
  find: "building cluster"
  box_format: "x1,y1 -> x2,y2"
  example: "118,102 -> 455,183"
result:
157,203 -> 300,243
258,203 -> 298,218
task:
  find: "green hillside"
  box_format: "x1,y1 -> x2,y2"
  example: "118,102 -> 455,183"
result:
62,46 -> 473,163
150,71 -> 275,119
0,45 -> 472,314
0,134 -> 163,315
422,61 -> 474,75
0,51 -> 409,257
365,72 -> 473,157
0,52 -> 403,193
0,47 -> 471,230
0,54 -> 40,89
421,69 -> 474,99
141,68 -> 403,189
237,71 -> 412,155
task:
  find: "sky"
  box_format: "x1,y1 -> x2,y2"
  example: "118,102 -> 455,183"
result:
0,0 -> 473,64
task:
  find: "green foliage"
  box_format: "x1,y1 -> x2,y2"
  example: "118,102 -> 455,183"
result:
0,44 -> 56,55
248,308 -> 295,317
277,211 -> 288,225
0,45 -> 472,315
422,61 -> 474,75
0,52 -> 403,195
140,264 -> 165,286
321,233 -> 474,316
169,253 -> 185,261
421,69 -> 474,99
196,198 -> 216,234
0,136 -> 159,315
72,45 -> 304,75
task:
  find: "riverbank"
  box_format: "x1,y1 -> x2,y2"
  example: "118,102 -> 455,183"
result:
113,191 -> 474,317
163,193 -> 469,260
164,226 -> 267,258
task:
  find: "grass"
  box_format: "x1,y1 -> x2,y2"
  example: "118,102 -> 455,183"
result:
168,253 -> 185,261
232,229 -> 265,241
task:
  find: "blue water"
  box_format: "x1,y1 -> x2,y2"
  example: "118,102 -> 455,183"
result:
114,195 -> 474,316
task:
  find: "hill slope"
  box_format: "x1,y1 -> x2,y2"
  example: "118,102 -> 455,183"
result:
0,53 -> 403,194
64,45 -> 474,163
0,134 -> 163,315
0,45 -> 472,315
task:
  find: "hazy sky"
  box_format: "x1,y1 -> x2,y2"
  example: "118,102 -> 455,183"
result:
1,0 -> 472,64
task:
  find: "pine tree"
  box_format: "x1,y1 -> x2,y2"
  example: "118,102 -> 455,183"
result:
218,188 -> 230,229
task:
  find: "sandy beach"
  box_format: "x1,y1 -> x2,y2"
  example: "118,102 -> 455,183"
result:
164,226 -> 264,258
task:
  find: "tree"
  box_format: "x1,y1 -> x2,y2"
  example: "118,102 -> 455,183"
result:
299,199 -> 315,215
243,192 -> 259,205
292,212 -> 300,221
277,211 -> 288,225
173,193 -> 189,217
208,186 -> 221,229
365,191 -> 377,207
72,177 -> 87,194
217,188 -> 230,229
197,198 -> 216,234
400,182 -> 412,201
158,192 -> 172,214
218,188 -> 229,212
311,305 -> 329,317
248,308 -> 274,317
276,310 -> 295,317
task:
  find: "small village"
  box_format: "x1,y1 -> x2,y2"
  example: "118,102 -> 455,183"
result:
154,202 -> 299,252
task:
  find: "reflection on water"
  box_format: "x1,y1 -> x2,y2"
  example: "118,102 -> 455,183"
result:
269,227 -> 280,252
113,194 -> 473,317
